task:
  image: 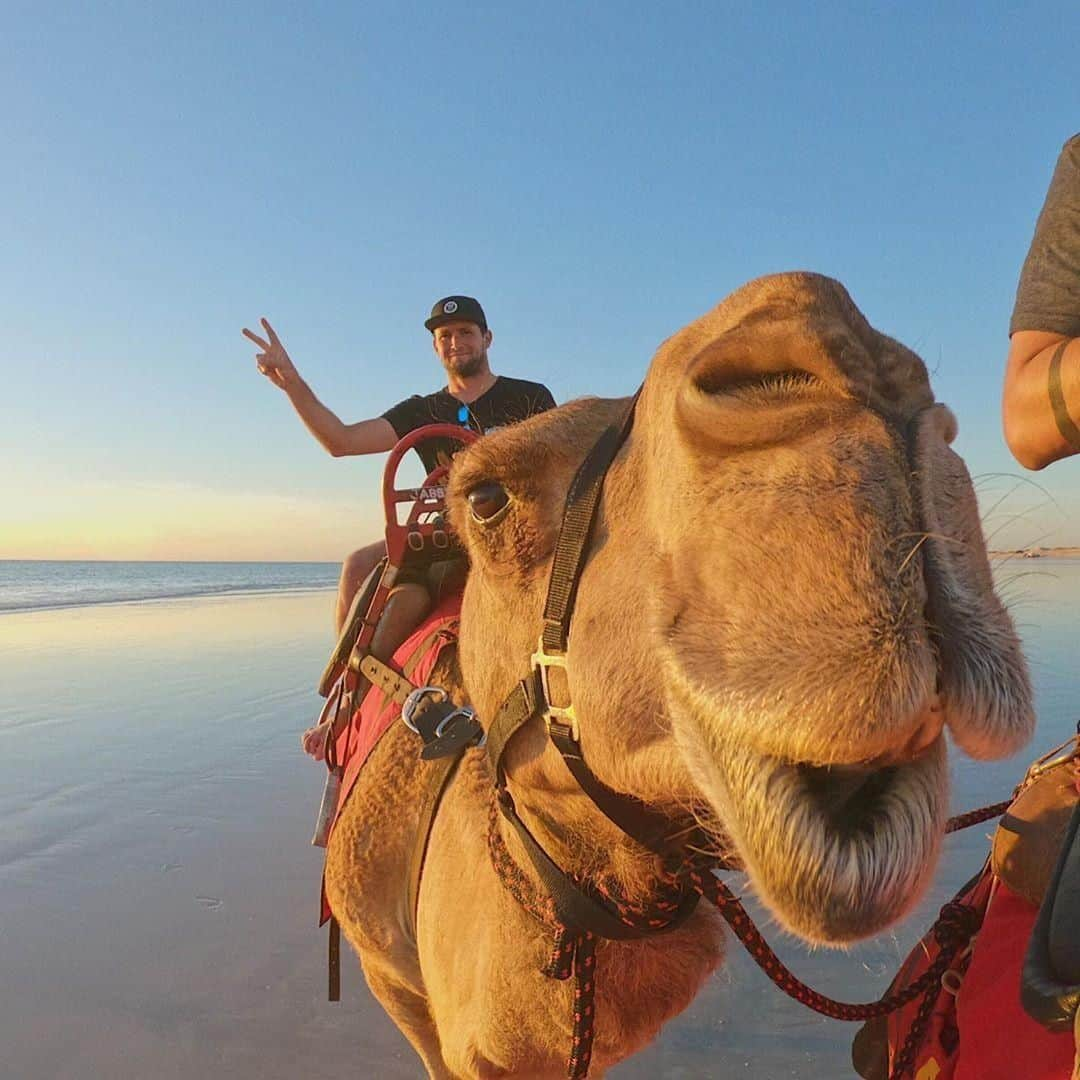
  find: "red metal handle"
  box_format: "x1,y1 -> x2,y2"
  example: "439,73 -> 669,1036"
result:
381,424 -> 479,562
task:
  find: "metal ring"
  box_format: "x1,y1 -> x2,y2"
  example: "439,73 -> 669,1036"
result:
433,706 -> 476,739
401,686 -> 448,732
940,968 -> 965,996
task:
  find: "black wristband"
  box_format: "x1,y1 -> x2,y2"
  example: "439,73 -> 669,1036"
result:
1048,340 -> 1080,452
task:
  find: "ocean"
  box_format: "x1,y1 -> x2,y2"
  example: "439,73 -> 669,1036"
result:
0,559 -> 340,613
1,556 -> 1079,1077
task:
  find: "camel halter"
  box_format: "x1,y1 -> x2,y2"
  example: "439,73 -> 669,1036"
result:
481,394 -> 1012,1080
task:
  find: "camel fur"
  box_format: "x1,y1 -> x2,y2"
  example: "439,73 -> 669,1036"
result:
324,272 -> 1034,1077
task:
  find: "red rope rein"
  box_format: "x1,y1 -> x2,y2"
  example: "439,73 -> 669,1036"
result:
487,797 -> 1008,1080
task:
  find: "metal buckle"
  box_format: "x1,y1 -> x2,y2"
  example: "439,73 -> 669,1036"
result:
401,686 -> 448,732
1022,732 -> 1079,787
531,637 -> 579,741
433,705 -> 485,747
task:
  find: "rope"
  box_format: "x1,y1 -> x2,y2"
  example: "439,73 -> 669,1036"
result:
946,800 -> 1011,833
689,868 -> 980,1020
486,795 -> 1007,1079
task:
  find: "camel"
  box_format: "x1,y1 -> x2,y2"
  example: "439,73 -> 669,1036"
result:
324,271 -> 1035,1078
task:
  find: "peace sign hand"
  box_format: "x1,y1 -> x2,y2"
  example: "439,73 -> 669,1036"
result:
242,318 -> 298,390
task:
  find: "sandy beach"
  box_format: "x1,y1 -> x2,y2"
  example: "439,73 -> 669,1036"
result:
2,579 -> 1076,1079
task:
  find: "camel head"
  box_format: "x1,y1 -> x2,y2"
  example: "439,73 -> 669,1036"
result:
447,272 -> 1033,946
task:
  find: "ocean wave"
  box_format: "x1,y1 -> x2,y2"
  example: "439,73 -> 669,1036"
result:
0,583 -> 336,614
0,561 -> 339,614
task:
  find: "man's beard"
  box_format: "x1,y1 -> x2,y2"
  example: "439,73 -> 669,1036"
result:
445,351 -> 486,379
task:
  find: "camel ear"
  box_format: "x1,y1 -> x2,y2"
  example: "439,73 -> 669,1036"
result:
912,405 -> 1034,759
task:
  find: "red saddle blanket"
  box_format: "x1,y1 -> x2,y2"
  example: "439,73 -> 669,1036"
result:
953,882 -> 1075,1079
330,592 -> 461,835
876,875 -> 1075,1079
320,593 -> 461,926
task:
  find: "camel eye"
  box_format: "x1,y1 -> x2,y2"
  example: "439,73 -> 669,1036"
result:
467,481 -> 510,523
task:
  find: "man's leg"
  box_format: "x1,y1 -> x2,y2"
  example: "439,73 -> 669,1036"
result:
336,539 -> 387,633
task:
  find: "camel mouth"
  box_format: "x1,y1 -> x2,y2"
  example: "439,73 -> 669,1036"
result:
796,759 -> 901,828
721,740 -> 946,944
674,699 -> 949,946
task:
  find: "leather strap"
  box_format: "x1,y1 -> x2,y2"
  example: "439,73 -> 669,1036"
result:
496,787 -> 700,939
328,916 -> 341,1001
359,653 -> 416,706
484,676 -> 541,781
479,393 -> 713,940
1022,803 -> 1080,1030
407,752 -> 468,934
546,721 -> 705,858
541,394 -> 639,654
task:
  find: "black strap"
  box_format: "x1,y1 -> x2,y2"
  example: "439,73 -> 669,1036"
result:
541,393 -> 639,653
1049,341 -> 1080,452
414,699 -> 484,760
1021,802 -> 1080,1030
408,752 -> 468,932
546,721 -> 704,858
479,390 -> 709,941
328,916 -> 341,1001
484,676 -> 541,781
496,787 -> 700,939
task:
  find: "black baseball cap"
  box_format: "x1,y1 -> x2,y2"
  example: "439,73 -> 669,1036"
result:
424,295 -> 488,333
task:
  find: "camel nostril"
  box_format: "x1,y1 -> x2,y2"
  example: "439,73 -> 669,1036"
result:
891,696 -> 946,764
675,333 -> 842,452
693,365 -> 819,399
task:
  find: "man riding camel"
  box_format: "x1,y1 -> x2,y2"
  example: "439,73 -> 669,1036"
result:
243,295 -> 555,756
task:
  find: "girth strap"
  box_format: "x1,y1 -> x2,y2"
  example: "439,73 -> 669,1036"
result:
407,753 -> 467,930
358,653 -> 415,705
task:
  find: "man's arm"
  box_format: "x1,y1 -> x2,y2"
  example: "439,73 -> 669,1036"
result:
1003,135 -> 1080,471
243,318 -> 397,457
1003,331 -> 1080,471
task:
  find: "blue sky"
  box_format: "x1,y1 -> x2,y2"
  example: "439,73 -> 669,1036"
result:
3,2 -> 1079,559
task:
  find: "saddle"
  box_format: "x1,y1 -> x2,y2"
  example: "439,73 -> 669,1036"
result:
312,425 -> 487,1000
852,735 -> 1080,1079
310,424 -> 476,847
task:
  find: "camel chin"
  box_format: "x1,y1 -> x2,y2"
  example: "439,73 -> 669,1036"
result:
674,695 -> 950,945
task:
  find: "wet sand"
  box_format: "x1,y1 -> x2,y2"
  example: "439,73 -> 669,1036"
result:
1,577 -> 1074,1079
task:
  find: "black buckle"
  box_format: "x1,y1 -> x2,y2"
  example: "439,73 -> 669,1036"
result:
402,686 -> 484,759
420,705 -> 484,759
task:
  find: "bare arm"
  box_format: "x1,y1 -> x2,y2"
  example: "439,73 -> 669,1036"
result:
242,319 -> 397,457
1003,331 -> 1080,470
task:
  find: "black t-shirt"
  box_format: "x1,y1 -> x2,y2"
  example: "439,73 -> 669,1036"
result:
381,376 -> 556,474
